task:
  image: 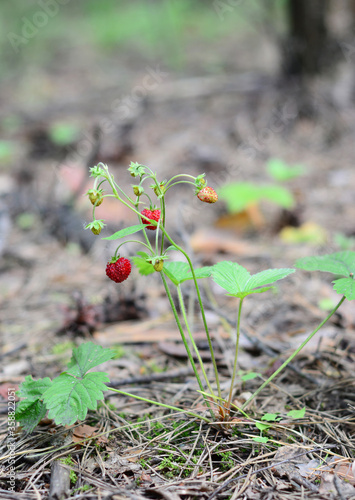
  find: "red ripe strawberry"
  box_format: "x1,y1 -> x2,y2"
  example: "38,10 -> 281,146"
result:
141,208 -> 161,230
197,186 -> 218,204
106,257 -> 131,283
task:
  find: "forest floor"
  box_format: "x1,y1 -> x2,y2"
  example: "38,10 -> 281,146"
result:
1,28 -> 355,500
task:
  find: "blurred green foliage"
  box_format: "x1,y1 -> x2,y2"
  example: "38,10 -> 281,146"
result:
1,0 -> 287,77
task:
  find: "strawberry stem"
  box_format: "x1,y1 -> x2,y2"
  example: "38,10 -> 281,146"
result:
242,295 -> 346,410
225,297 -> 244,413
159,227 -> 222,401
176,284 -> 216,399
160,273 -> 214,417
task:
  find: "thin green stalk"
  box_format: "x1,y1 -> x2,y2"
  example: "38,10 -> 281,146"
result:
165,181 -> 195,191
242,295 -> 346,410
160,273 -> 213,416
107,387 -> 210,423
164,174 -> 197,188
226,298 -> 244,411
113,239 -> 152,258
160,227 -> 222,399
160,197 -> 166,254
177,284 -> 215,398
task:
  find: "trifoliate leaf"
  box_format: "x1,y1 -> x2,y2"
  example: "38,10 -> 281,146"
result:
163,262 -> 213,286
66,342 -> 115,378
287,407 -> 306,419
212,261 -> 294,298
102,224 -> 146,240
16,400 -> 48,433
332,277 -> 355,300
43,372 -> 110,426
295,251 -> 355,277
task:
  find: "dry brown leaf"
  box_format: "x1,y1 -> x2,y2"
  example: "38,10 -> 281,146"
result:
72,424 -> 100,443
189,228 -> 259,255
215,204 -> 265,231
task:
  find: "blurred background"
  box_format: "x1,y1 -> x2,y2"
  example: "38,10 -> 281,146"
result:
1,0 -> 355,348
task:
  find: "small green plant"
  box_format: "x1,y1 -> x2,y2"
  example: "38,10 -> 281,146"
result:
266,158 -> 305,182
60,456 -> 78,485
218,181 -> 294,214
16,343 -> 115,432
16,162 -> 355,434
219,158 -> 305,217
49,122 -> 81,146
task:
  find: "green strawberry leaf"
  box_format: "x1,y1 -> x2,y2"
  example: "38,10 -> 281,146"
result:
163,262 -> 189,285
212,261 -> 294,298
15,376 -> 53,432
246,268 -> 295,290
163,262 -> 213,286
255,421 -> 270,432
240,371 -> 261,382
261,413 -> 281,422
332,277 -> 355,300
294,251 -> 355,277
287,407 -> 306,419
163,245 -> 177,253
16,399 -> 48,433
132,256 -> 155,275
253,436 -> 269,443
226,286 -> 274,297
43,372 -> 110,426
16,375 -> 52,401
212,262 -> 251,296
102,224 -> 146,241
66,342 -> 115,378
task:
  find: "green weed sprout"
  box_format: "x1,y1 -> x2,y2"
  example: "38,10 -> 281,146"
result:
15,162 -> 355,432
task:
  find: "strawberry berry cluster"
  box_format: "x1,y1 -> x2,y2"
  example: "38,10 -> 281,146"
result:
85,162 -> 218,283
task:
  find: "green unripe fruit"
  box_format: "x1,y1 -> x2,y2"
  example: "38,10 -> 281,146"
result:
153,260 -> 164,272
87,189 -> 103,206
91,226 -> 102,235
133,185 -> 144,196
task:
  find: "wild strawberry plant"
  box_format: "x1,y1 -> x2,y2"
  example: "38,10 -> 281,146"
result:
16,162 -> 355,432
